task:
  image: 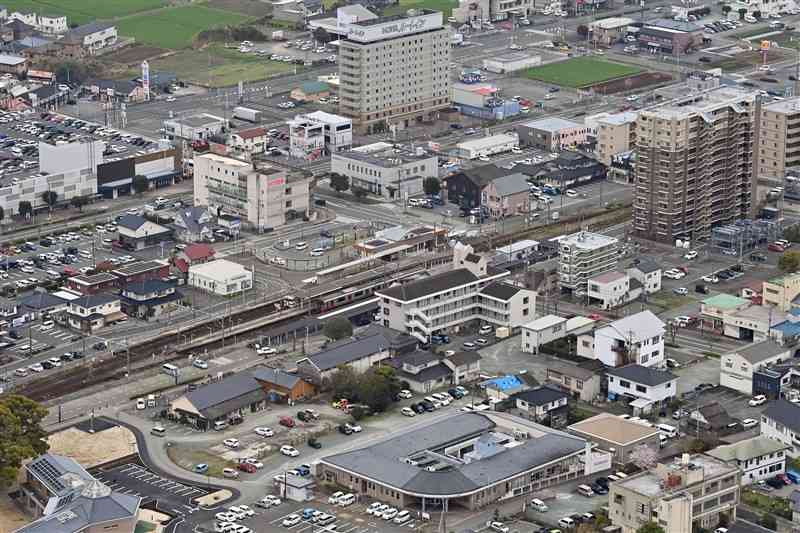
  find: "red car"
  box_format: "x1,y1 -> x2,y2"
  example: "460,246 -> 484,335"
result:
588,313 -> 603,321
237,462 -> 256,473
769,242 -> 786,252
279,416 -> 295,428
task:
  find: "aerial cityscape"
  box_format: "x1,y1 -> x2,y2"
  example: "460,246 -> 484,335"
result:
2,0 -> 800,533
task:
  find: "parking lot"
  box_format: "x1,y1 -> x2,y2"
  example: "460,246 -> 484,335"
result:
94,462 -> 208,504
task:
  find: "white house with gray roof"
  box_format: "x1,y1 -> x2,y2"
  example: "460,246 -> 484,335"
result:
759,399 -> 800,457
17,453 -> 139,533
318,412 -> 589,511
720,339 -> 791,395
706,436 -> 788,485
586,310 -> 666,368
607,364 -> 678,414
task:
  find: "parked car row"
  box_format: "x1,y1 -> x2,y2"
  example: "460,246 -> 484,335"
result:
406,387 -> 467,415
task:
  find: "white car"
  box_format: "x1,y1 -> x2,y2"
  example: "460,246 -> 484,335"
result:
295,241 -> 308,250
346,423 -> 362,433
749,395 -> 767,406
381,508 -> 398,520
255,427 -> 274,437
702,275 -> 719,284
243,458 -> 264,469
684,250 -> 698,260
398,389 -> 413,399
401,407 -> 416,417
742,418 -> 759,429
366,502 -> 385,515
257,347 -> 277,356
490,523 -> 510,533
282,514 -> 301,527
46,357 -> 62,367
28,363 -> 44,372
223,438 -> 240,449
280,445 -> 300,457
565,189 -> 578,197
192,359 -> 208,369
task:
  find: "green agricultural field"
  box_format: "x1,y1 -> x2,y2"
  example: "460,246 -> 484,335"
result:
383,0 -> 458,17
522,57 -> 642,88
116,5 -> 251,49
0,0 -> 164,25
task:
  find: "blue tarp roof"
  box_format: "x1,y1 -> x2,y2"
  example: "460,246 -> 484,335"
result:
480,375 -> 522,391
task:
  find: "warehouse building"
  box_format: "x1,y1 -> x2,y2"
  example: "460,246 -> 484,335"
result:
188,259 -> 253,296
319,412 -> 589,511
456,133 -> 519,160
482,52 -> 541,74
451,84 -> 521,120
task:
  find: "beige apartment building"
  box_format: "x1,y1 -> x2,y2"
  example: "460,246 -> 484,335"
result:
557,231 -> 619,294
337,9 -> 450,134
757,97 -> 800,179
633,87 -> 758,243
193,153 -> 310,232
609,454 -> 740,533
595,111 -> 637,166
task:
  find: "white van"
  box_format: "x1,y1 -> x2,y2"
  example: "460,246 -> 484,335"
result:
558,517 -> 575,528
338,493 -> 355,506
657,423 -> 678,438
40,320 -> 54,331
394,510 -> 411,524
151,426 -> 166,437
659,434 -> 668,448
328,491 -> 344,504
214,420 -> 229,431
162,363 -> 179,377
530,498 -> 548,512
577,484 -> 595,497
136,398 -> 146,410
147,394 -> 156,408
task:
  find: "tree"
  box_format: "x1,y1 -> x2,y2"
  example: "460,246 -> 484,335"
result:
330,365 -> 359,400
636,522 -> 665,533
18,201 -> 32,218
0,206 -> 5,224
759,513 -> 777,530
738,7 -> 747,19
422,177 -> 441,196
753,9 -> 762,18
0,395 -> 49,488
313,27 -> 330,44
576,24 -> 589,37
70,196 -> 88,212
630,444 -> 659,470
323,316 -> 353,341
722,4 -> 732,15
329,173 -> 349,195
778,251 -> 800,272
132,175 -> 149,194
351,185 -> 368,199
40,191 -> 57,208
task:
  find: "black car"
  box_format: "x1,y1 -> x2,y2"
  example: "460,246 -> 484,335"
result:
41,360 -> 54,369
411,403 -> 425,414
591,482 -> 608,494
594,477 -> 609,489
308,437 -> 322,449
699,56 -> 712,63
448,388 -> 464,399
750,252 -> 767,262
766,476 -> 785,489
92,342 -> 107,350
420,400 -> 435,412
8,330 -> 20,339
717,270 -> 734,280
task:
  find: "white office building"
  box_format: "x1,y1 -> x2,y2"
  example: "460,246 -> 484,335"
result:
288,111 -> 352,160
188,259 -> 253,296
337,9 -> 450,133
163,114 -> 227,142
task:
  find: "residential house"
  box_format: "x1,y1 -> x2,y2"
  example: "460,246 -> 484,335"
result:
608,454 -> 740,533
480,374 -> 533,400
111,260 -> 170,287
700,293 -> 751,332
607,364 -> 678,414
174,242 -> 216,276
546,360 -> 604,403
120,279 -> 181,321
690,402 -> 736,432
18,291 -> 67,319
173,207 -> 214,243
387,349 -> 482,393
229,126 -> 268,158
0,53 -> 26,75
481,172 -> 530,217
761,399 -> 800,457
16,453 -> 139,533
705,436 -> 788,485
59,21 -> 117,57
568,412 -> 661,464
66,293 -> 123,332
590,310 -> 666,367
296,325 -> 415,382
763,272 -> 800,312
627,258 -> 662,294
512,386 -> 570,428
513,151 -> 606,190
521,314 -> 597,355
65,272 -> 118,295
252,367 -> 316,401
588,270 -> 643,310
290,81 -> 330,102
445,164 -> 514,208
720,339 -> 791,395
116,214 -> 172,251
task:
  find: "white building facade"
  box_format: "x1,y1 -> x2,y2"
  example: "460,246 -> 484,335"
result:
593,310 -> 666,367
288,111 -> 352,159
188,259 -> 253,296
558,231 -> 619,294
706,437 -> 788,485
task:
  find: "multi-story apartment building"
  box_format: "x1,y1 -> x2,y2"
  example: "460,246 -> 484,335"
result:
705,436 -> 788,485
594,111 -> 637,166
376,247 -> 535,342
193,153 -> 310,232
557,231 -> 619,294
757,97 -> 800,180
337,9 -> 450,134
288,111 -> 352,159
608,454 -> 741,533
633,87 -> 757,243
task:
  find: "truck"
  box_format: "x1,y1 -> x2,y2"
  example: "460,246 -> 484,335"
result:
495,327 -> 510,339
233,106 -> 262,122
272,30 -> 286,41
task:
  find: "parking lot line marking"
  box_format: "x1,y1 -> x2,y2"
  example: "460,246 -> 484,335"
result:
181,504 -> 194,510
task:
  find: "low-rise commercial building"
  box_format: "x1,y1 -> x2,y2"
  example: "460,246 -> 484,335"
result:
588,270 -> 641,310
636,18 -> 703,55
607,364 -> 678,415
706,436 -> 788,485
451,83 -> 521,121
517,117 -> 588,151
763,272 -> 800,312
700,294 -> 752,332
608,454 -> 741,533
319,412 -> 589,511
330,142 -> 438,200
589,17 -> 635,45
163,113 -> 227,143
568,412 -> 661,464
456,133 -> 519,160
558,231 -> 619,294
116,214 -> 172,251
194,153 -> 310,232
720,339 -> 790,395
228,126 -> 268,158
188,259 -> 252,296
288,111 -> 352,159
481,172 -> 531,217
482,52 -> 541,73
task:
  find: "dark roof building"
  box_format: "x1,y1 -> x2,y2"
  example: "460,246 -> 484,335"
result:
296,325 -> 406,375
319,412 -> 587,510
763,399 -> 800,433
479,282 -> 522,301
513,386 -> 570,407
606,364 -> 677,387
379,269 -> 478,301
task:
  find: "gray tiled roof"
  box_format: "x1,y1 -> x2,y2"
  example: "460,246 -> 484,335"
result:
304,328 -> 391,371
378,269 -> 478,302
480,282 -> 521,301
399,362 -> 452,384
513,386 -> 569,407
183,372 -> 265,416
763,399 -> 800,434
734,339 -> 788,364
252,367 -> 301,390
632,258 -> 660,274
606,364 -> 677,387
446,351 -> 481,367
322,413 -> 585,496
72,293 -> 119,309
116,214 -> 146,230
491,173 -> 529,197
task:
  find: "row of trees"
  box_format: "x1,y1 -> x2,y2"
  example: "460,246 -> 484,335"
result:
329,364 -> 406,414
